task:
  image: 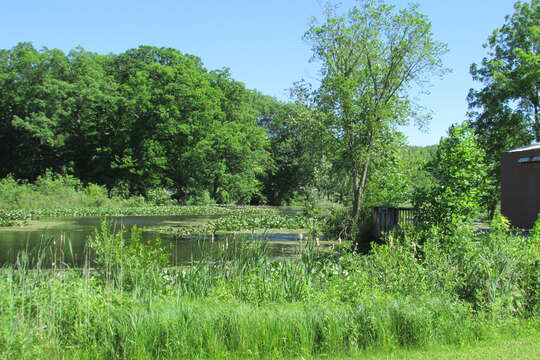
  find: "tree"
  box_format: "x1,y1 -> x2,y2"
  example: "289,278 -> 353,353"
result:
206,70 -> 270,204
0,44 -> 272,204
467,0 -> 539,217
362,133 -> 416,208
109,47 -> 270,202
303,0 -> 447,223
0,43 -> 73,179
257,98 -> 317,205
414,124 -> 489,228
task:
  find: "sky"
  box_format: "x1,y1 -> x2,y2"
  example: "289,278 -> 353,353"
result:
2,0 -> 518,146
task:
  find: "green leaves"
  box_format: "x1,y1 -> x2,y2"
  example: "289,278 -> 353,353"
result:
467,0 -> 539,215
415,124 -> 489,227
0,44 -> 272,204
303,0 -> 447,220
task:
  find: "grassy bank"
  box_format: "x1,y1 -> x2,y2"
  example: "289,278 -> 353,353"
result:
1,216 -> 540,358
0,173 -> 303,228
331,327 -> 540,360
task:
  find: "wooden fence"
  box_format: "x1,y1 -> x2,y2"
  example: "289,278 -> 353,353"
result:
372,206 -> 418,239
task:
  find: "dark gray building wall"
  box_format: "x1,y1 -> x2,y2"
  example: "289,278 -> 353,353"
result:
501,146 -> 540,229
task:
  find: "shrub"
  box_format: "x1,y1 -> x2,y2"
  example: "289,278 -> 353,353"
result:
88,221 -> 170,294
146,187 -> 176,206
380,216 -> 540,317
184,189 -> 216,206
414,124 -> 489,228
83,183 -> 109,207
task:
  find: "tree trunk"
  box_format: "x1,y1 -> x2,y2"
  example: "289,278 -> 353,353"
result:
534,101 -> 539,142
351,130 -> 374,222
351,169 -> 360,221
351,159 -> 370,223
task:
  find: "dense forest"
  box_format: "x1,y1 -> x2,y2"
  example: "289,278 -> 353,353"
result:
0,44 -> 276,203
0,0 -> 537,225
0,42 -> 435,209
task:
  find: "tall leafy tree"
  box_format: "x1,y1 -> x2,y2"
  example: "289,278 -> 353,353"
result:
204,70 -> 270,203
62,48 -> 120,186
257,99 -> 317,205
0,43 -> 76,179
110,46 -> 225,193
0,44 -> 272,204
303,0 -> 447,222
415,124 -> 489,228
467,0 -> 539,216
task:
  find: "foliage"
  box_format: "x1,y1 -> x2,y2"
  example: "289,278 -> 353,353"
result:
467,0 -> 540,216
0,44 -> 272,204
208,214 -> 315,233
0,172 -> 113,210
401,144 -> 438,194
362,134 -> 418,208
153,213 -> 314,237
183,189 -> 216,206
303,0 -> 447,221
531,213 -> 540,243
89,221 -> 170,293
0,202 -> 278,227
414,124 -> 489,227
3,218 -> 540,358
145,187 -> 175,206
258,99 -> 318,205
2,216 -> 540,358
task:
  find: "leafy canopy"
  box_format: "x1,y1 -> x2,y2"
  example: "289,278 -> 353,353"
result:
467,0 -> 539,216
302,0 -> 447,219
415,124 -> 489,228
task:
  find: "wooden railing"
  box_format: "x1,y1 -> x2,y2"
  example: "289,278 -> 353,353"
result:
372,206 -> 418,239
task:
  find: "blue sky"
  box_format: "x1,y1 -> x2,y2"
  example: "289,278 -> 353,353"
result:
2,0 -> 518,145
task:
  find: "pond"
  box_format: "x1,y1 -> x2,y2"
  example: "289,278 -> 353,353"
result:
0,213 -> 314,268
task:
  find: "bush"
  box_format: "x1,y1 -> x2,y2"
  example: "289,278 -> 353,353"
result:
376,216 -> 540,317
145,187 -> 176,206
83,184 -> 109,207
184,189 -> 215,206
88,221 -> 170,294
0,175 -> 28,208
414,124 -> 489,228
0,172 -> 152,210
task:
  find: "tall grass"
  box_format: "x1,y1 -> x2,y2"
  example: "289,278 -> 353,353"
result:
1,216 -> 539,359
0,279 -> 483,359
0,172 -> 138,209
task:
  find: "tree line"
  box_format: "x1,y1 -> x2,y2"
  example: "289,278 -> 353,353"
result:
0,44 -> 315,204
0,41 -> 425,208
1,0 -> 537,227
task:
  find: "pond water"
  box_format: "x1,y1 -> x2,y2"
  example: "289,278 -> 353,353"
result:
0,214 -> 312,268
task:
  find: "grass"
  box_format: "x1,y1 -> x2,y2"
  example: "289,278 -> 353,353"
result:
26,334 -> 540,360
1,215 -> 540,359
333,330 -> 540,360
0,293 -> 488,359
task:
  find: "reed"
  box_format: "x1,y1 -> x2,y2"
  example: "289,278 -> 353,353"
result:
1,217 -> 539,359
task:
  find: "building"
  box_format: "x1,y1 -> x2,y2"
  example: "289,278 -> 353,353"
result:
501,143 -> 540,229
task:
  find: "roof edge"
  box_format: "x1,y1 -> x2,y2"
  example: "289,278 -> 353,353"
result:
507,143 -> 540,152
